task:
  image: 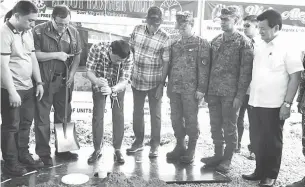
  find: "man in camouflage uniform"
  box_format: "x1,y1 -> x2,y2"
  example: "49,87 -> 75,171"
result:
201,6 -> 253,173
166,11 -> 210,164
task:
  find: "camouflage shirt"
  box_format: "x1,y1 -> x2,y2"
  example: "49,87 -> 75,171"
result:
168,35 -> 210,94
299,71 -> 305,154
208,32 -> 253,100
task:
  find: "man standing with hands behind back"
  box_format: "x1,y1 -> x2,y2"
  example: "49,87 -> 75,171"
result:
235,15 -> 260,157
32,5 -> 82,167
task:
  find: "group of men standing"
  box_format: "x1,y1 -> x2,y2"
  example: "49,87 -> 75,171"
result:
1,1 -> 81,176
1,1 -> 304,187
83,5 -> 304,187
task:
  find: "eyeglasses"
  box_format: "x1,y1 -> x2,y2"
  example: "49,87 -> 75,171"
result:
243,23 -> 251,28
54,20 -> 69,28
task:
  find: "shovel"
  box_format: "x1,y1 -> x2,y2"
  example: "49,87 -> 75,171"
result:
54,57 -> 80,153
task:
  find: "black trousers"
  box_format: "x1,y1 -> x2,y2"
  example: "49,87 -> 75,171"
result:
248,106 -> 285,179
1,88 -> 35,163
237,94 -> 249,148
302,114 -> 305,156
34,75 -> 73,157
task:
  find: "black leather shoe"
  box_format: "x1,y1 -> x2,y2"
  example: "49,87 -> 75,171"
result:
55,151 -> 78,160
87,150 -> 102,164
242,172 -> 262,181
114,150 -> 125,164
19,153 -> 44,169
3,162 -> 28,176
39,155 -> 53,167
259,178 -> 276,187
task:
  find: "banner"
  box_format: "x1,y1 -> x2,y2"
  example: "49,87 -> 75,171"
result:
29,0 -> 200,66
204,1 -> 305,27
202,1 -> 305,43
33,0 -> 199,24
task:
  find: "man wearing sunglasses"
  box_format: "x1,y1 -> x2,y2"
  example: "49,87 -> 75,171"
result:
127,6 -> 170,158
201,6 -> 253,174
32,5 -> 82,166
166,11 -> 210,164
235,15 -> 259,157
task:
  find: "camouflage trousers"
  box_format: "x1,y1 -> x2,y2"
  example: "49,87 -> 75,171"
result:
207,95 -> 240,157
169,93 -> 200,140
302,114 -> 305,156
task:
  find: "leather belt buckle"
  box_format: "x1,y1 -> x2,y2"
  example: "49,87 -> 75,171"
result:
54,72 -> 63,76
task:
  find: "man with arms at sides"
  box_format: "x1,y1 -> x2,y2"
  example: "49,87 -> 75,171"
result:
127,6 -> 170,158
85,40 -> 132,164
235,15 -> 259,159
32,5 -> 82,166
1,1 -> 44,175
242,10 -> 303,187
166,11 -> 210,164
201,6 -> 253,174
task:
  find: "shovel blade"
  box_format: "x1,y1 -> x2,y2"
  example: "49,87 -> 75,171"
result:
54,122 -> 80,153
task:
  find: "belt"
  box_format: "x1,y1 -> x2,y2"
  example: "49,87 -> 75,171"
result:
52,72 -> 66,82
53,72 -> 64,76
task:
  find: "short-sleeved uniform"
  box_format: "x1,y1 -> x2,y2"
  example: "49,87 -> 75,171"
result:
0,21 -> 36,162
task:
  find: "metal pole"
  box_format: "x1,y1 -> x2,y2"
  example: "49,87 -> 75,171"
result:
200,0 -> 207,37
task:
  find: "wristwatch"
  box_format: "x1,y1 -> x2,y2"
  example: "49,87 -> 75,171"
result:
36,82 -> 45,86
283,101 -> 292,108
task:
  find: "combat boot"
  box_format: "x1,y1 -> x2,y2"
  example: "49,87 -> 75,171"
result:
180,138 -> 197,164
166,138 -> 186,160
201,145 -> 224,167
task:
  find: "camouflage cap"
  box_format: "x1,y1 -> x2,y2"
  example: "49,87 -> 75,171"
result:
220,6 -> 241,19
176,11 -> 194,23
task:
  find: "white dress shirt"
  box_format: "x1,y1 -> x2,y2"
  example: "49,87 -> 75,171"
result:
249,34 -> 303,108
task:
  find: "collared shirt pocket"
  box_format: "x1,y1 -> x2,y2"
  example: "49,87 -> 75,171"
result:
268,51 -> 285,72
186,47 -> 199,62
